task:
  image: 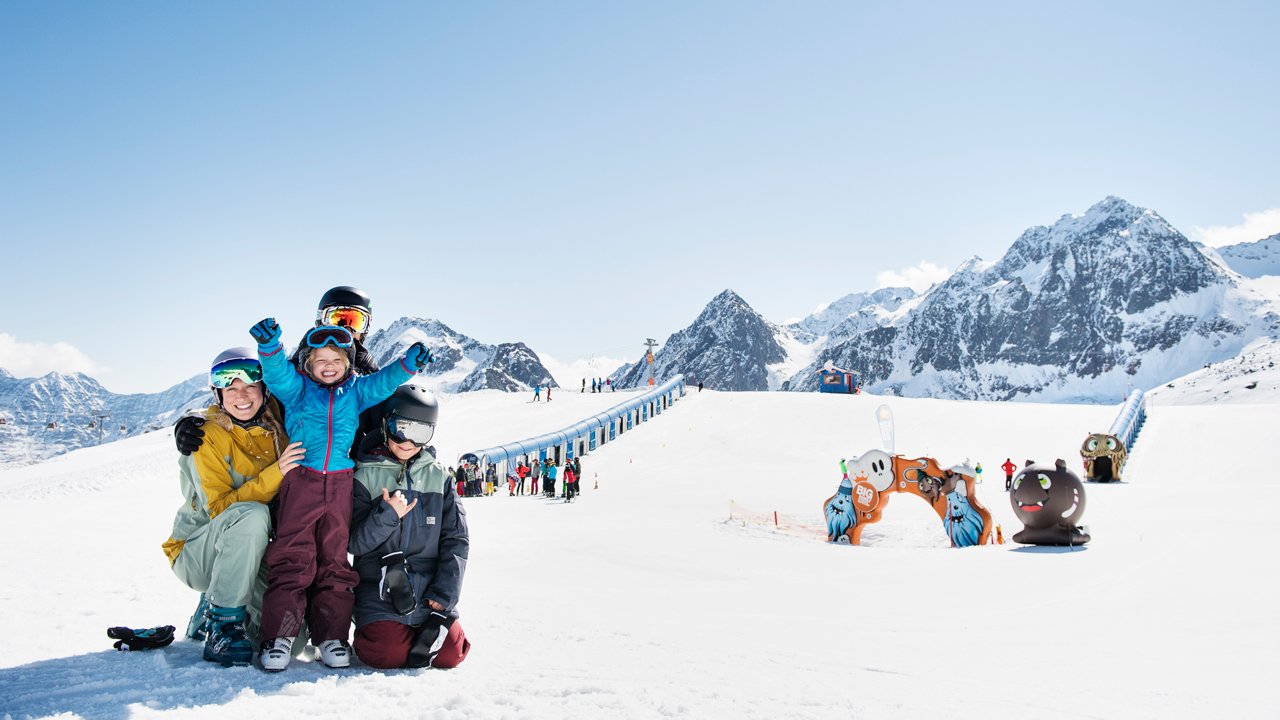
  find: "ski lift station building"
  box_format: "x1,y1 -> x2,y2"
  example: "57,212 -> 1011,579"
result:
817,361 -> 860,394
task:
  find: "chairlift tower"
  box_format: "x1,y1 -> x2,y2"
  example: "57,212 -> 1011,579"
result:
643,338 -> 659,387
96,414 -> 110,446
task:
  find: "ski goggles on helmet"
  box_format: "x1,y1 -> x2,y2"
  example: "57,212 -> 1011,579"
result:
317,305 -> 371,335
305,325 -> 354,349
385,414 -> 435,446
209,357 -> 264,389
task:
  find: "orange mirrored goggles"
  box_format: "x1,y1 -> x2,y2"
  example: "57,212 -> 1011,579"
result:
317,305 -> 370,334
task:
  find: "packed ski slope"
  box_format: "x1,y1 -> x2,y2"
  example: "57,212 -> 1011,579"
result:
0,387 -> 1276,719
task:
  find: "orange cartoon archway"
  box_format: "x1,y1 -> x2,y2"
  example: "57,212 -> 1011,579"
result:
823,450 -> 993,547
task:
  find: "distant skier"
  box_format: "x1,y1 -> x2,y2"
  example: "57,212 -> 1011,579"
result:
544,460 -> 558,497
563,463 -> 577,501
516,460 -> 530,496
1001,458 -> 1017,491
533,385 -> 541,402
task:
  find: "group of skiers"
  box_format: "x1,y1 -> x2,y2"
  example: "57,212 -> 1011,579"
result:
582,377 -> 614,393
451,461 -> 502,497
451,456 -> 583,501
163,286 -> 470,673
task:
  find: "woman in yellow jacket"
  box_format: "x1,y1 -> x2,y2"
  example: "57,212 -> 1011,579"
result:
162,347 -> 303,667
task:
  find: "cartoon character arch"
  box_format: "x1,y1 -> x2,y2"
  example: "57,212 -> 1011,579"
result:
1080,433 -> 1127,482
824,450 -> 994,547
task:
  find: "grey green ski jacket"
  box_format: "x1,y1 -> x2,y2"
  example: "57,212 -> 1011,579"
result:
350,443 -> 469,627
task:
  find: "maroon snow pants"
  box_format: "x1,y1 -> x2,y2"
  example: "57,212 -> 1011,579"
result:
259,466 -> 358,644
354,620 -> 471,669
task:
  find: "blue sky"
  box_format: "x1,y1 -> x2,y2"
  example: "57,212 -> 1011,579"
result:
3,1 -> 1278,392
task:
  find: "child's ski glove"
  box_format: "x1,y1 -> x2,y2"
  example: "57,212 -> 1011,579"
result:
405,342 -> 433,372
250,317 -> 282,346
378,551 -> 417,615
107,625 -> 176,651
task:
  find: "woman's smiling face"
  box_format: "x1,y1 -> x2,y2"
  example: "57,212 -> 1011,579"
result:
221,378 -> 264,421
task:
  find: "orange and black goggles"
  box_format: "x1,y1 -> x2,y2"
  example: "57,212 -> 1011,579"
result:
317,305 -> 371,334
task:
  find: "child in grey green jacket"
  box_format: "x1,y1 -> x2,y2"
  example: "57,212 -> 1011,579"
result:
349,385 -> 471,669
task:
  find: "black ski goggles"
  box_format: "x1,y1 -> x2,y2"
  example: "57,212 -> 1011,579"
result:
385,415 -> 435,446
305,325 -> 354,349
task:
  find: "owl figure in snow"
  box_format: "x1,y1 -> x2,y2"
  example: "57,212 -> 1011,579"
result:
1080,432 -> 1126,482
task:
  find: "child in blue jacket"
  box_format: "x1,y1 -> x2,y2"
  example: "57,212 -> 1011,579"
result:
249,318 -> 431,672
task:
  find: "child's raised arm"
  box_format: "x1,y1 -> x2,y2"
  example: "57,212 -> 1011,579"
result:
353,342 -> 432,412
250,317 -> 304,408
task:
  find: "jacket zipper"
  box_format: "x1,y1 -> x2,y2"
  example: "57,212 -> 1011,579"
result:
322,388 -> 335,472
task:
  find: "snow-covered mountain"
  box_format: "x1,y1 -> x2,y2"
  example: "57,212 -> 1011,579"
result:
0,370 -> 207,465
1215,232 -> 1280,278
0,317 -> 560,465
613,289 -> 799,391
364,317 -> 557,393
616,197 -> 1278,402
788,286 -> 918,339
787,197 -> 1280,400
1148,336 -> 1280,406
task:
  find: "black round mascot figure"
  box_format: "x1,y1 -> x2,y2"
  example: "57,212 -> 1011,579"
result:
1010,459 -> 1090,546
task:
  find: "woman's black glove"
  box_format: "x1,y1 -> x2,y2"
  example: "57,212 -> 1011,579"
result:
174,416 -> 206,456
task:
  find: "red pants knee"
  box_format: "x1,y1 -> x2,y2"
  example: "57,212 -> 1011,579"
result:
354,621 -> 413,669
354,620 -> 471,669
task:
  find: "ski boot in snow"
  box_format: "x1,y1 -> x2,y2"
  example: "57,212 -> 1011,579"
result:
186,593 -> 211,641
259,636 -> 295,672
316,639 -> 352,668
204,605 -> 254,667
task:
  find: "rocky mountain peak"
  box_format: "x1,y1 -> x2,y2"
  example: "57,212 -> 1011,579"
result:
614,289 -> 789,391
365,316 -> 556,392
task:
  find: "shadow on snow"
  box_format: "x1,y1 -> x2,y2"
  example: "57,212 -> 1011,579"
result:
0,640 -> 415,720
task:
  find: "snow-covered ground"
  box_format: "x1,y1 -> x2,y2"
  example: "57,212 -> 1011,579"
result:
1,384 -> 1277,719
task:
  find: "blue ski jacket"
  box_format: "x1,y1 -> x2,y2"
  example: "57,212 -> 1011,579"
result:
258,340 -> 416,473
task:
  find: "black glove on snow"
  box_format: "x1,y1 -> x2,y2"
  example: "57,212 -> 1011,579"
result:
108,625 -> 176,651
174,416 -> 206,456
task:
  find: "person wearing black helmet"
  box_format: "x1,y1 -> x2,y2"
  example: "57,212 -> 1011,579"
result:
349,385 -> 471,669
174,285 -> 381,457
290,285 -> 380,376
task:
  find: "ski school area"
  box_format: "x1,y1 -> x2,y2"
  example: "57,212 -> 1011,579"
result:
0,381 -> 1275,719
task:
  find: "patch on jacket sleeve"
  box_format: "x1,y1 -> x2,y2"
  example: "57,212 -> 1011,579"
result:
425,516 -> 436,525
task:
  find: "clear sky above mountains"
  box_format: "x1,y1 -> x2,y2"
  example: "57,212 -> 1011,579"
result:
2,1 -> 1278,392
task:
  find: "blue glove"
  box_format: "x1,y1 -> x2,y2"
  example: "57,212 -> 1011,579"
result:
250,318 -> 282,346
405,342 -> 433,372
